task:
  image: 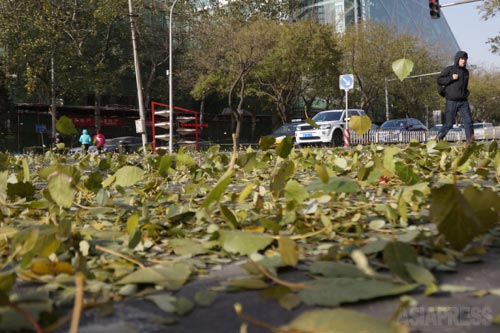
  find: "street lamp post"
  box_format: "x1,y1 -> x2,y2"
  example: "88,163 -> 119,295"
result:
168,0 -> 179,153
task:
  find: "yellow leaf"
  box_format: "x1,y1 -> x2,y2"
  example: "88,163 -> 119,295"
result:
31,260 -> 74,275
279,236 -> 299,267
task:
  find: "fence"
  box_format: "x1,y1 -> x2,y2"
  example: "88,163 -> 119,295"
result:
348,127 -> 500,145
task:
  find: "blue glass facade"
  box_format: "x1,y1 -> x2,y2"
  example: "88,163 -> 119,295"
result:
296,0 -> 460,55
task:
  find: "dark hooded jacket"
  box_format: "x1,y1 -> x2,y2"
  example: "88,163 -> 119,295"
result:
437,50 -> 470,101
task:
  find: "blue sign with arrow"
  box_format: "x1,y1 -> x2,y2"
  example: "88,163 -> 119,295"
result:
339,74 -> 354,91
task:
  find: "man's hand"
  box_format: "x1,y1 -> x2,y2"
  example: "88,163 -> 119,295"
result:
452,74 -> 458,80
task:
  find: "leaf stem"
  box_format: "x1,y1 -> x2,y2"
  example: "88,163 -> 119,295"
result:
9,302 -> 43,333
70,273 -> 85,333
234,303 -> 309,333
95,245 -> 145,268
250,259 -> 307,289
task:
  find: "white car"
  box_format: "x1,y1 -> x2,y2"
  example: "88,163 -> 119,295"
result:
295,109 -> 366,147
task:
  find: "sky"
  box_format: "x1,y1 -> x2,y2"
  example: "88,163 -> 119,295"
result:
441,1 -> 500,69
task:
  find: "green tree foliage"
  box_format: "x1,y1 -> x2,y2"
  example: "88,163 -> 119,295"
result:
255,20 -> 342,124
480,0 -> 500,55
191,15 -> 278,142
137,1 -> 198,108
340,21 -> 442,122
0,0 -> 132,106
469,68 -> 500,123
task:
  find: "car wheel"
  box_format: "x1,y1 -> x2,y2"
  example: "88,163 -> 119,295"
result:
118,144 -> 126,154
332,130 -> 344,147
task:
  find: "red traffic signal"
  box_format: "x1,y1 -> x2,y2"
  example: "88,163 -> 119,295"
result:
429,0 -> 440,19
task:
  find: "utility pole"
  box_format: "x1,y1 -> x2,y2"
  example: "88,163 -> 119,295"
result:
128,0 -> 148,153
168,0 -> 179,154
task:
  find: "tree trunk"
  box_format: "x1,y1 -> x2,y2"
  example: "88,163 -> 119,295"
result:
94,94 -> 101,133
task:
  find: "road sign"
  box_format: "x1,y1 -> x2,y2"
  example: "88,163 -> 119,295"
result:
35,124 -> 47,133
339,74 -> 354,90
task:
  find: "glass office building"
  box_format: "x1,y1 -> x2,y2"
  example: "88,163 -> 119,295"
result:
295,0 -> 460,55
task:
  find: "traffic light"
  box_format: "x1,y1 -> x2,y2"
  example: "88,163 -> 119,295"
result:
429,0 -> 440,19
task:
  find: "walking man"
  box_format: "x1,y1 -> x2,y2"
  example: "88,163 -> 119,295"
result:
435,50 -> 474,143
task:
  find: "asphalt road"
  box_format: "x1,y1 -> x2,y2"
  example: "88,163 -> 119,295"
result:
49,245 -> 500,333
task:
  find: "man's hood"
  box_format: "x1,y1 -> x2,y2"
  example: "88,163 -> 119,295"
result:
83,129 -> 88,134
454,51 -> 468,66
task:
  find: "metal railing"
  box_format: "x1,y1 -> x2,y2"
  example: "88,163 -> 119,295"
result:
347,127 -> 500,145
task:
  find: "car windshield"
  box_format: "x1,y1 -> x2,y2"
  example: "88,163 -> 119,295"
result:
312,111 -> 342,122
381,120 -> 407,129
274,124 -> 296,136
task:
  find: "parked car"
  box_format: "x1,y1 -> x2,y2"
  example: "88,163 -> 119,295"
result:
68,145 -> 98,155
473,122 -> 493,140
378,118 -> 427,143
105,136 -> 143,153
271,122 -> 300,144
295,109 -> 366,147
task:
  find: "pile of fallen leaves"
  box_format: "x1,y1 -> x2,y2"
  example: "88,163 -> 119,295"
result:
0,138 -> 499,332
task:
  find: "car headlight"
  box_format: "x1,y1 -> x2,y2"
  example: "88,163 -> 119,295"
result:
319,124 -> 331,129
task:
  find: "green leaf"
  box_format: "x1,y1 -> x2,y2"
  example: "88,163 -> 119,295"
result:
194,290 -> 219,307
405,262 -> 435,285
299,277 -> 418,306
305,118 -> 318,129
84,172 -> 103,193
228,277 -> 269,289
77,323 -> 139,333
392,58 -> 414,81
202,170 -> 234,207
219,230 -> 274,255
259,135 -> 276,151
126,214 -> 139,236
270,161 -> 295,198
236,152 -> 258,172
56,115 -> 78,135
395,162 -> 422,185
114,166 -> 144,187
47,172 -> 76,208
285,308 -> 404,333
453,143 -> 478,168
314,164 -> 329,183
176,152 -> 196,168
284,180 -> 309,203
158,155 -> 173,177
22,158 -> 30,182
7,181 -> 36,200
276,135 -> 293,159
278,236 -> 299,267
169,238 -> 209,256
219,204 -> 239,228
430,184 -> 500,249
117,262 -> 192,290
0,271 -> 16,293
383,241 -> 418,283
307,176 -> 359,193
349,115 -> 372,136
147,294 -> 194,316
308,262 -> 364,278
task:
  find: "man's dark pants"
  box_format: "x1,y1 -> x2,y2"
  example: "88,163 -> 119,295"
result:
437,100 -> 474,141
